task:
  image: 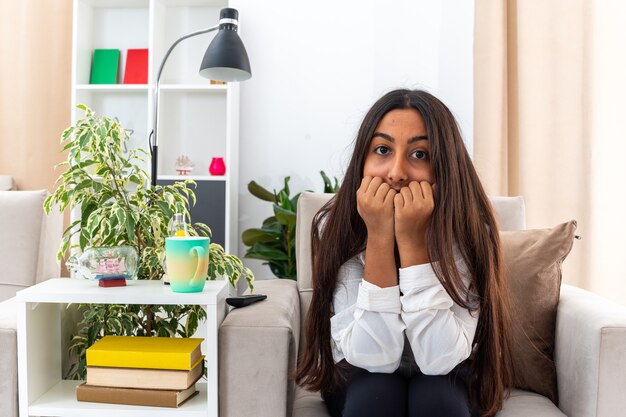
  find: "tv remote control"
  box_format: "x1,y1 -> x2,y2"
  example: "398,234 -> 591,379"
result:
226,294 -> 267,308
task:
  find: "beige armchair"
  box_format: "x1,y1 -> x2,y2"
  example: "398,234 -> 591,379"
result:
0,190 -> 63,417
219,192 -> 626,417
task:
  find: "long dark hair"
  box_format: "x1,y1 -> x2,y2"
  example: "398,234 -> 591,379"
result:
294,89 -> 514,416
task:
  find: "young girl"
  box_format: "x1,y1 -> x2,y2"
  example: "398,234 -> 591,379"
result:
294,89 -> 514,417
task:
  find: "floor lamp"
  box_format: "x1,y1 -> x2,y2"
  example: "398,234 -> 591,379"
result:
150,8 -> 252,186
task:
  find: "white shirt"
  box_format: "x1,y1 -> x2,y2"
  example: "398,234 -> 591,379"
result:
330,252 -> 478,375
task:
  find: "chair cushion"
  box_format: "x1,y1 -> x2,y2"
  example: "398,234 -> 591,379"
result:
0,298 -> 17,330
490,196 -> 526,231
293,385 -> 330,417
0,176 -> 13,191
0,190 -> 47,291
295,192 -> 333,347
292,386 -> 566,417
501,221 -> 577,404
496,389 -> 566,417
0,328 -> 18,417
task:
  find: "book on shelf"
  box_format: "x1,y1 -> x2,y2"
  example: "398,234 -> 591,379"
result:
123,48 -> 148,84
86,355 -> 204,390
90,49 -> 119,84
86,336 -> 203,370
76,383 -> 198,408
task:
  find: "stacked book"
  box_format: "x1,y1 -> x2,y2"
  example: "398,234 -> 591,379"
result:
76,336 -> 204,408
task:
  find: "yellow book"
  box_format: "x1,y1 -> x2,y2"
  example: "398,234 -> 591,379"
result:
86,356 -> 204,390
86,336 -> 203,370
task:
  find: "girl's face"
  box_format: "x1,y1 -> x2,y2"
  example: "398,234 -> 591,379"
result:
362,108 -> 434,191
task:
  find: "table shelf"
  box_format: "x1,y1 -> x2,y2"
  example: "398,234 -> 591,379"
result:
15,278 -> 226,305
29,380 -> 208,417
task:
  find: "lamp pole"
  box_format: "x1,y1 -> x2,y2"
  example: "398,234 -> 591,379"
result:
151,26 -> 219,187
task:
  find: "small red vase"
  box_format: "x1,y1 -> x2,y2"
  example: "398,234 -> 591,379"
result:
209,157 -> 226,175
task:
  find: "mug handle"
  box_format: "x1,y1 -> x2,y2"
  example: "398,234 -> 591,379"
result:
189,246 -> 208,286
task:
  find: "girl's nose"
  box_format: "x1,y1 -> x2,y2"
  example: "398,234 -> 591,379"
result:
388,156 -> 408,185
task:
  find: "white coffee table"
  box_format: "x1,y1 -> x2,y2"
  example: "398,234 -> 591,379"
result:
15,278 -> 228,417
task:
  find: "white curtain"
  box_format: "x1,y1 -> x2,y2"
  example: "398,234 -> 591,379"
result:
474,0 -> 626,305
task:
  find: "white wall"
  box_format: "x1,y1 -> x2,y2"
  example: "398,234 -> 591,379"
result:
232,0 -> 474,278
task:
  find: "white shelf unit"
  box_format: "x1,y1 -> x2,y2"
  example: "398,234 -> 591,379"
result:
71,0 -> 240,252
16,278 -> 228,417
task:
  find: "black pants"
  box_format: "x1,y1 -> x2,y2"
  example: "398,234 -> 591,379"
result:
323,361 -> 480,417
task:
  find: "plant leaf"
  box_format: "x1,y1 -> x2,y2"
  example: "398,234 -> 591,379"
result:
155,200 -> 173,218
125,213 -> 136,241
247,181 -> 275,202
245,243 -> 289,261
282,176 -> 291,197
273,204 -> 296,226
241,228 -> 280,246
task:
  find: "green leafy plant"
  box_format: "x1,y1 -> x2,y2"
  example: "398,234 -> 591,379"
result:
45,105 -> 254,379
242,171 -> 339,279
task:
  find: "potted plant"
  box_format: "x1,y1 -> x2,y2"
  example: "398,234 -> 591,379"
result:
45,105 -> 253,378
241,172 -> 338,279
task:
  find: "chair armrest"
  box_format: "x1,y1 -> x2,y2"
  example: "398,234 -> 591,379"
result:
0,297 -> 18,417
219,279 -> 300,417
555,284 -> 626,417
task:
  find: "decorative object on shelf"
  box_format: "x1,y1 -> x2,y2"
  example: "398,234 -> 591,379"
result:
174,154 -> 194,175
66,245 -> 138,281
168,212 -> 189,237
242,171 -> 340,279
123,48 -> 148,84
209,80 -> 227,85
163,212 -> 189,284
151,7 -> 252,186
99,278 -> 127,287
166,236 -> 211,293
209,157 -> 226,175
90,49 -> 120,84
45,106 -> 254,379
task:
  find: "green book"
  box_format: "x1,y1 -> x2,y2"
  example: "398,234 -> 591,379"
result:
90,49 -> 120,84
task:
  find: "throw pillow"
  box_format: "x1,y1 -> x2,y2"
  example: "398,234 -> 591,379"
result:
500,220 -> 577,404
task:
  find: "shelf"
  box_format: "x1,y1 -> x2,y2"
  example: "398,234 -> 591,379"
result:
75,85 -> 225,93
71,0 -> 239,258
76,84 -> 150,92
15,278 -> 227,305
158,175 -> 226,181
157,0 -> 227,7
29,380 -> 208,417
80,0 -> 149,7
159,84 -> 227,92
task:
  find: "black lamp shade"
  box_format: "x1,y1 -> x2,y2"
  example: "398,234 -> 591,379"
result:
199,26 -> 251,82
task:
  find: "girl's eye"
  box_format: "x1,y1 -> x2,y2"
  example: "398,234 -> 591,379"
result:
374,145 -> 391,155
411,150 -> 429,160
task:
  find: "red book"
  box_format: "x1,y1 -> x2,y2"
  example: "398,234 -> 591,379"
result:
123,49 -> 148,84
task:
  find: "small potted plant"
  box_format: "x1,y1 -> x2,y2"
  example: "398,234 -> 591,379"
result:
45,105 -> 253,378
242,172 -> 338,279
